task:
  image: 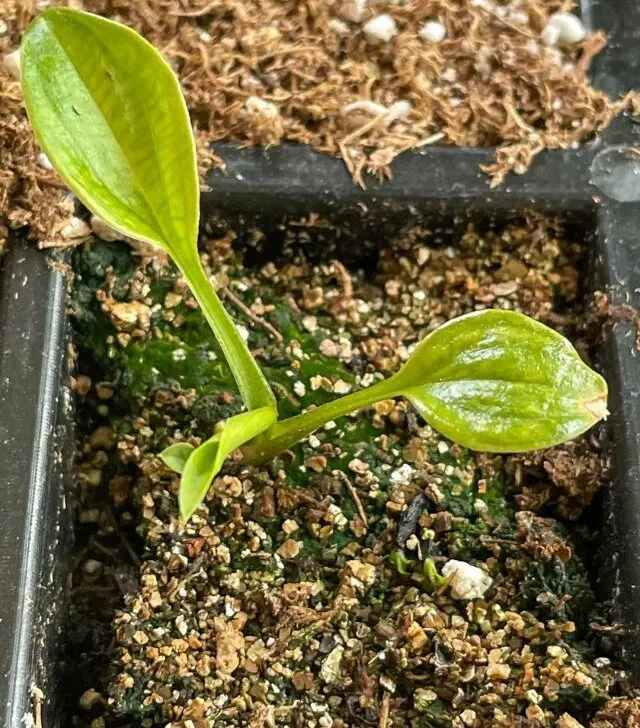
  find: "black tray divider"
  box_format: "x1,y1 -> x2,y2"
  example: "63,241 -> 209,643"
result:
0,239 -> 72,728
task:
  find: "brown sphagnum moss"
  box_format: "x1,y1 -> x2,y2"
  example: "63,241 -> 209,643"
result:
2,0 -> 640,249
69,215 -> 640,728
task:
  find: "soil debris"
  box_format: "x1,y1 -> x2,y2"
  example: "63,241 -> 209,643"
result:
66,213 -> 640,728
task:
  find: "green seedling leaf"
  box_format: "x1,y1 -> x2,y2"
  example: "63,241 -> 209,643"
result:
245,309 -> 608,463
391,309 -> 608,452
22,8 -> 276,412
422,558 -> 447,592
389,549 -> 414,576
159,442 -> 195,475
180,407 -> 276,521
21,8 -> 198,256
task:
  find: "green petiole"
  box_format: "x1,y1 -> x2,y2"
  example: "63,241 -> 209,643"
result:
242,376 -> 395,464
176,252 -> 276,412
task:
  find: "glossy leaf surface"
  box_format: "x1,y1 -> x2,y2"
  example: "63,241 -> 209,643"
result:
392,309 -> 608,452
179,407 -> 276,521
21,7 -> 199,256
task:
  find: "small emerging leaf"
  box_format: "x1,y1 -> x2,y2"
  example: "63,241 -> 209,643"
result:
422,558 -> 447,591
21,8 -> 199,259
390,309 -> 608,452
180,407 -> 276,521
159,442 -> 194,475
389,549 -> 414,575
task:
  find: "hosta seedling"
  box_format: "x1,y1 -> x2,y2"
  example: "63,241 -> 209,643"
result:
22,8 -> 609,521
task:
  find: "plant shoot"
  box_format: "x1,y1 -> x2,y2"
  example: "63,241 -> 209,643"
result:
22,8 -> 608,520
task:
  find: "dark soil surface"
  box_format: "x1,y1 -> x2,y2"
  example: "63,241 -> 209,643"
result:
65,213 -> 640,728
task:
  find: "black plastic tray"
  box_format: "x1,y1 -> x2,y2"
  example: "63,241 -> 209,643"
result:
3,1 -> 640,725
0,241 -> 72,727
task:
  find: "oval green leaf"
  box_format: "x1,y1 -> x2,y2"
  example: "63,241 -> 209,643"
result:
180,407 -> 277,521
21,7 -> 199,259
391,309 -> 608,452
22,7 -> 277,414
159,442 -> 195,475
